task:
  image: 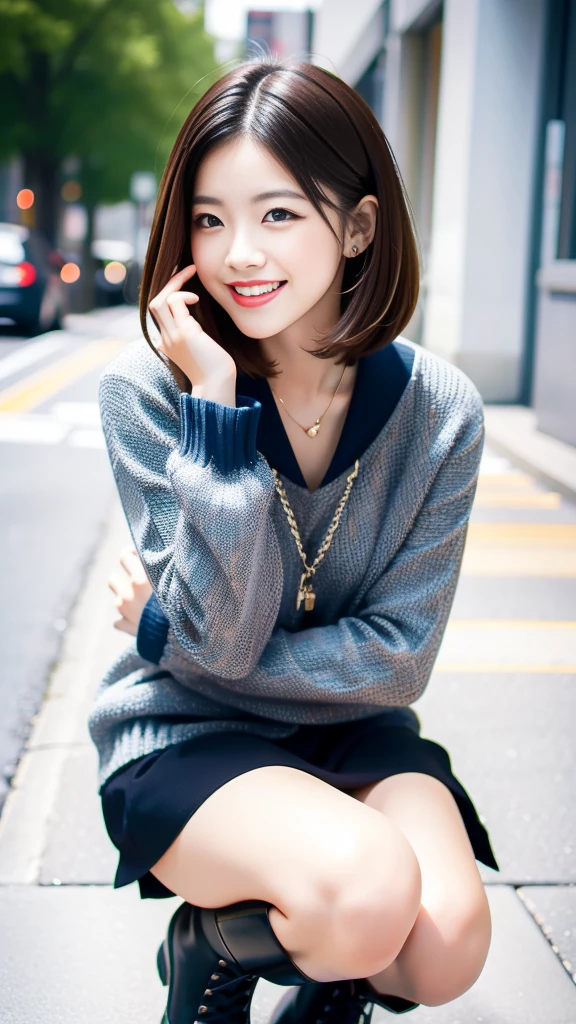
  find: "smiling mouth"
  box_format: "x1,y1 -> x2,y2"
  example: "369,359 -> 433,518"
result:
230,281 -> 286,296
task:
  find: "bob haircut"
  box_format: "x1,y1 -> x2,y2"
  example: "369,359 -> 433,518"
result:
141,53 -> 420,391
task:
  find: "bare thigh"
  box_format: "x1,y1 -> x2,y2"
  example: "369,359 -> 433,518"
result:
150,765 -> 423,982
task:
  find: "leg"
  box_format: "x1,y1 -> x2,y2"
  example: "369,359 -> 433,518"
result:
151,765 -> 423,983
350,772 -> 492,1006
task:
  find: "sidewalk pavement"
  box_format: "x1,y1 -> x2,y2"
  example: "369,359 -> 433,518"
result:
0,362 -> 575,1018
484,404 -> 576,504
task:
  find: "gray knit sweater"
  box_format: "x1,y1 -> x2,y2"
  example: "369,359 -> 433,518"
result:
88,336 -> 484,790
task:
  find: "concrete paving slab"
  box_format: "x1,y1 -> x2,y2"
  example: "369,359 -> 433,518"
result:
40,745 -> 116,886
0,884 -> 173,1024
1,885 -> 574,1024
436,620 -> 576,672
517,886 -> 576,985
414,674 -> 576,884
451,576 -> 576,620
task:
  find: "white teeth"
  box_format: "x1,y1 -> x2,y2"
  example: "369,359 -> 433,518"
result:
233,282 -> 283,296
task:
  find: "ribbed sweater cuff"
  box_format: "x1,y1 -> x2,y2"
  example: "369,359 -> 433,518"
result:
136,591 -> 169,665
179,392 -> 261,473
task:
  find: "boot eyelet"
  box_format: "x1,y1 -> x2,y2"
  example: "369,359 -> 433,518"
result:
198,1006 -> 208,1013
204,989 -> 212,996
210,973 -> 220,980
218,959 -> 228,966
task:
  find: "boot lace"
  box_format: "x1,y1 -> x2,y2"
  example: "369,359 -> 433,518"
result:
313,981 -> 374,1024
194,958 -> 258,1024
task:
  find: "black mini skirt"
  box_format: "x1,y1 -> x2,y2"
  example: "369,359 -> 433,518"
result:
100,709 -> 500,900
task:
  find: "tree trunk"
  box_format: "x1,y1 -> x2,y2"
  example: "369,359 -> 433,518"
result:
22,151 -> 60,247
80,201 -> 97,312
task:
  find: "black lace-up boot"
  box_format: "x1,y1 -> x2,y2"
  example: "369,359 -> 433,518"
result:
269,977 -> 419,1024
157,899 -> 314,1024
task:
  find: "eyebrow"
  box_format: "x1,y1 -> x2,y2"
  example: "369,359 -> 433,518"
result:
191,189 -> 308,206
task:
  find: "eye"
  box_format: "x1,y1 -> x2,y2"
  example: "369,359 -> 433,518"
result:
193,213 -> 222,229
193,208 -> 299,229
263,208 -> 298,223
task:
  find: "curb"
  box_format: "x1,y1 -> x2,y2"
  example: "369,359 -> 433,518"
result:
0,500 -> 130,885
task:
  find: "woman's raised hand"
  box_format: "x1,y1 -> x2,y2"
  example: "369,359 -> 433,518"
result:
148,265 -> 236,386
108,545 -> 153,637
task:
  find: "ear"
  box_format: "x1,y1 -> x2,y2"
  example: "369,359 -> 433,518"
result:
343,195 -> 379,258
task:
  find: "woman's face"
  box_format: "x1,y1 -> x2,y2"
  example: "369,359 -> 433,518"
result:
190,136 -> 347,343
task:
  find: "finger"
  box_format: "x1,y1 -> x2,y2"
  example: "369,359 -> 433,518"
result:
153,291 -> 199,341
150,265 -> 196,310
113,616 -> 137,637
165,291 -> 200,330
119,546 -> 147,581
108,572 -> 124,595
108,572 -> 130,600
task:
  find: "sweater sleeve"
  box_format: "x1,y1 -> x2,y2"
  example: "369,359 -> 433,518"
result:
155,409 -> 485,708
99,370 -> 284,679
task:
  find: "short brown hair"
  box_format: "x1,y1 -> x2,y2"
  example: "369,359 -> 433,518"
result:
141,54 -> 420,391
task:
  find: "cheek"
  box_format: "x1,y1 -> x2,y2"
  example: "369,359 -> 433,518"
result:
294,232 -> 340,294
190,238 -> 220,290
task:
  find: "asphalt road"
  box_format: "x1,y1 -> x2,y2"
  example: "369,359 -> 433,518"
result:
0,308 -> 140,809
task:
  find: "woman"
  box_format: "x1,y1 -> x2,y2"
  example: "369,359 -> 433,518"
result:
90,53 -> 499,1024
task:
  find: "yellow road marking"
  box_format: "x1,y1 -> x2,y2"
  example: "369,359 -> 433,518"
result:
477,473 -> 534,486
467,523 -> 576,541
462,524 -> 576,576
473,492 -> 561,508
0,337 -> 125,414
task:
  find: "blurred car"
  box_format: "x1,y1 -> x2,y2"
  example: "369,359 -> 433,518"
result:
92,239 -> 135,308
0,222 -> 67,335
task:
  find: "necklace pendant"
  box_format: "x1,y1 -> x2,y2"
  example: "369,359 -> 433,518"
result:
296,571 -> 306,610
297,572 -> 316,612
306,419 -> 321,438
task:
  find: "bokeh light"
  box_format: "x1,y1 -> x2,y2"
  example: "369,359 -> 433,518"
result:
103,261 -> 127,284
60,262 -> 81,284
61,180 -> 83,202
16,189 -> 34,210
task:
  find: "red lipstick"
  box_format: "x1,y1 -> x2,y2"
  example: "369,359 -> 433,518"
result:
227,280 -> 287,307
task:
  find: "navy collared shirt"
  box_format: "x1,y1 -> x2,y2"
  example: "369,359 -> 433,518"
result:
137,340 -> 415,662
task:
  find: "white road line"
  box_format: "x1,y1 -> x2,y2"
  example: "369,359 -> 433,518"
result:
479,453 -> 514,475
50,401 -> 101,426
0,409 -> 105,448
68,428 -> 106,448
0,335 -> 67,382
0,413 -> 70,445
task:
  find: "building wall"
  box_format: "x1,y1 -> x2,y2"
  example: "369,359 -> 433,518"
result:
314,0 -> 550,404
313,0 -> 383,80
423,0 -> 546,400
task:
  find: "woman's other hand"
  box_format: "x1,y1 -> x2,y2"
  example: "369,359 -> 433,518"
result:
148,264 -> 237,387
108,545 -> 153,636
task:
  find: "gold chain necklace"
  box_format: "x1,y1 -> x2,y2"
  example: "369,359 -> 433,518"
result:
271,459 -> 360,611
274,363 -> 348,437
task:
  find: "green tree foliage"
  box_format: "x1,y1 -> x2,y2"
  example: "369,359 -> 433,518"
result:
0,0 -> 220,244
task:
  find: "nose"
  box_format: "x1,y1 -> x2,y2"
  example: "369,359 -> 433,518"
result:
223,231 -> 266,271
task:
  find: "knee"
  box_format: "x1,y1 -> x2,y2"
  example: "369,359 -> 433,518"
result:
409,891 -> 492,1006
287,818 -> 423,980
